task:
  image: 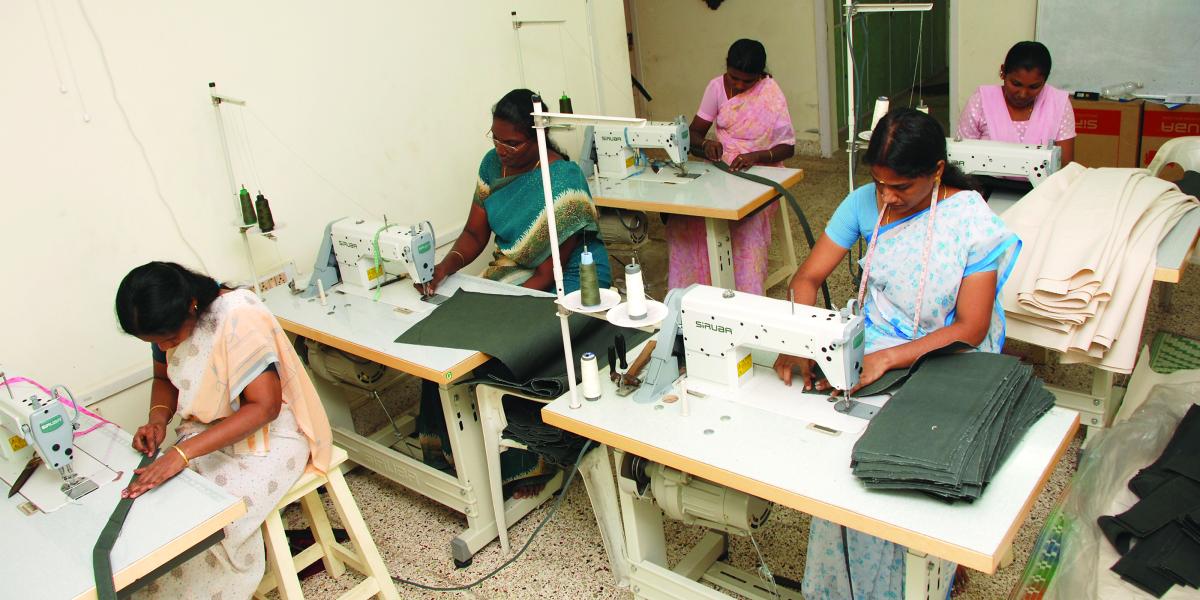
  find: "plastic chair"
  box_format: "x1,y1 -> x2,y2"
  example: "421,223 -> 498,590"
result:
1146,136 -> 1200,177
254,446 -> 399,600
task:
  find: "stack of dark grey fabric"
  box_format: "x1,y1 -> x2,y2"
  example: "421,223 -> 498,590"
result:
850,351 -> 1056,502
1098,405 -> 1200,597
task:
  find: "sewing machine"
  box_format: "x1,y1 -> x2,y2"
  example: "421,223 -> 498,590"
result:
0,377 -> 97,506
946,137 -> 1062,187
635,285 -> 865,404
585,116 -> 691,180
306,217 -> 437,299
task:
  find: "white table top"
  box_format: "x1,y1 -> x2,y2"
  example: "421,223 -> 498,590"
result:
263,274 -> 548,382
587,161 -> 804,220
990,190 -> 1200,283
2,414 -> 244,600
543,354 -> 1079,573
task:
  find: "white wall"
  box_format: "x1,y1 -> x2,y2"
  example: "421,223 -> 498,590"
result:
631,0 -> 822,156
0,1 -> 631,404
949,0 -> 1038,132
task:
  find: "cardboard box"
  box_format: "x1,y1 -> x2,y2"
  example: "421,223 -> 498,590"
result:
1071,99 -> 1143,168
1140,103 -> 1200,180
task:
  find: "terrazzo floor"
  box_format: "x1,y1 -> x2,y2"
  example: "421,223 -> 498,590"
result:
286,152 -> 1200,600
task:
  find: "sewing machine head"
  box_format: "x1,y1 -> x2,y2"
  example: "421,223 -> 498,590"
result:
592,116 -> 690,180
680,285 -> 866,392
0,380 -> 75,481
309,217 -> 436,297
946,137 -> 1062,187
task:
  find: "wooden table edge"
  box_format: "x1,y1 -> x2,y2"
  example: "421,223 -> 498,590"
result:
542,402 -> 1066,574
276,316 -> 488,384
593,169 -> 805,221
74,500 -> 247,600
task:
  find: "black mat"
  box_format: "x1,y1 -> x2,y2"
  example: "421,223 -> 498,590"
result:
396,290 -> 652,397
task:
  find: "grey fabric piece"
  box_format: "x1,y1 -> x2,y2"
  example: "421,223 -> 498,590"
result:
396,290 -> 651,397
850,352 -> 1055,502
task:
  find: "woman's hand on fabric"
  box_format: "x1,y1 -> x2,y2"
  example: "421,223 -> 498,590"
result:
703,139 -> 723,161
131,422 -> 167,457
831,350 -> 895,397
774,354 -> 821,390
729,152 -> 762,171
122,449 -> 187,499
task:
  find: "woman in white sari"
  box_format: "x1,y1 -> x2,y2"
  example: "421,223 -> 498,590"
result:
116,261 -> 332,599
774,108 -> 1021,598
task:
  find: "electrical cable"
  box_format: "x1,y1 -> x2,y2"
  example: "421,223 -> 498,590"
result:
748,531 -> 781,600
704,160 -> 833,309
392,440 -> 594,592
32,0 -> 68,94
74,0 -> 211,273
51,0 -> 89,121
245,107 -> 382,219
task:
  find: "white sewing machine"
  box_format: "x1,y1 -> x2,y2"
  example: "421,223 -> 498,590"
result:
586,116 -> 691,180
0,375 -> 97,507
635,285 -> 865,404
946,137 -> 1062,187
307,217 -> 437,299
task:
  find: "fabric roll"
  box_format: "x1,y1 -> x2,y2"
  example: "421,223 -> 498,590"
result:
1001,165 -> 1199,373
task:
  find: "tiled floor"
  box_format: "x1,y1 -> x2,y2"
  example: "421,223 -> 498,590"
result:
289,151 -> 1199,599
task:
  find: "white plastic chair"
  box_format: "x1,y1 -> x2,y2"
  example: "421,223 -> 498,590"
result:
1146,136 -> 1200,177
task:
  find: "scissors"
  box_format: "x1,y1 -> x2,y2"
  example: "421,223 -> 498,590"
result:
7,455 -> 42,498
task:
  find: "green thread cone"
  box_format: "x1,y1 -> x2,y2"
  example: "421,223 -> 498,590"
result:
238,186 -> 256,226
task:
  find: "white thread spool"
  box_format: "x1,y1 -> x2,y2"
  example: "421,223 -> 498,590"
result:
580,352 -> 601,401
916,102 -> 930,115
317,279 -> 328,306
870,96 -> 890,131
625,262 -> 647,319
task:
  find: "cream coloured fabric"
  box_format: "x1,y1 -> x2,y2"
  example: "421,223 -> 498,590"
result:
1002,165 -> 1198,373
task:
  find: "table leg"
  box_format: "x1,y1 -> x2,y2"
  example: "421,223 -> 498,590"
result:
766,199 -> 799,290
904,549 -> 954,600
440,381 -> 500,567
704,217 -> 736,289
578,445 -> 631,586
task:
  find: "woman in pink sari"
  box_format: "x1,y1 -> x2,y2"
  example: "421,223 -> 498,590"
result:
957,41 -> 1075,165
669,38 -> 795,295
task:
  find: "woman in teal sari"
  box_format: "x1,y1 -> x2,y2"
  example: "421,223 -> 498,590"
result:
426,88 -> 611,294
418,88 -> 611,497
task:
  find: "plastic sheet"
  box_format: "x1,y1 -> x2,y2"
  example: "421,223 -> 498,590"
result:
1017,382 -> 1200,600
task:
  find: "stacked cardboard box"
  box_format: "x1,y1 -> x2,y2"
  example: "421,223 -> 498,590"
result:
1071,98 -> 1143,168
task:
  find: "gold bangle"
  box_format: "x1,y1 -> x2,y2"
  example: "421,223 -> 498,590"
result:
448,250 -> 466,267
170,445 -> 190,467
767,149 -> 774,162
149,404 -> 172,417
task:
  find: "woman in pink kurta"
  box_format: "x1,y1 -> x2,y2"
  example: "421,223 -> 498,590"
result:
957,41 -> 1076,165
668,38 -> 796,295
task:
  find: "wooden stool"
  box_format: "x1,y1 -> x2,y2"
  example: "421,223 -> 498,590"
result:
254,446 -> 399,600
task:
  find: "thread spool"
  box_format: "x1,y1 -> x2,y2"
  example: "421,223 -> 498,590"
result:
238,185 -> 256,226
580,352 -> 601,401
559,92 -> 574,114
870,96 -> 890,131
255,192 -> 275,233
916,102 -> 930,115
317,279 -> 327,306
625,262 -> 647,319
579,246 -> 601,306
